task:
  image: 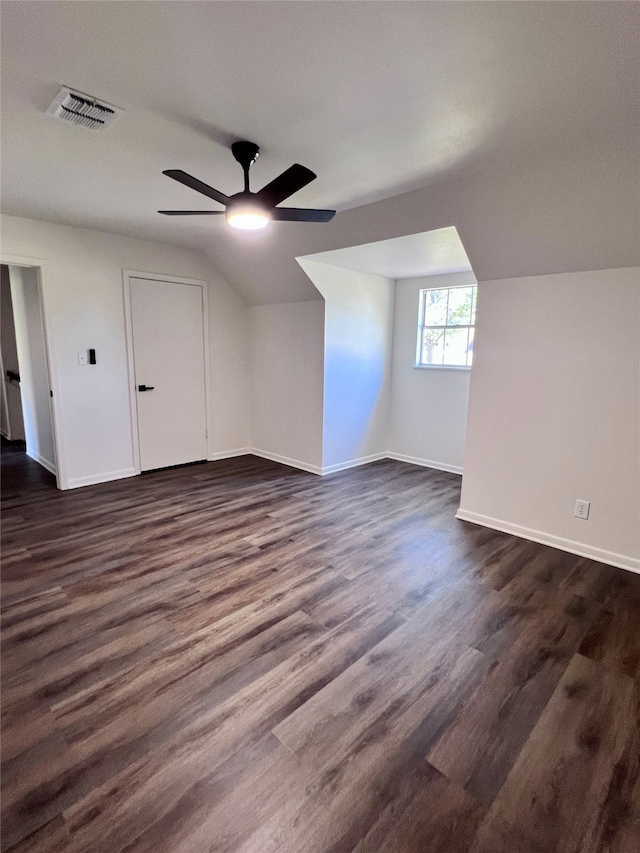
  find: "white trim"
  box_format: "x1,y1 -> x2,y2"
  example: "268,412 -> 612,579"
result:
208,447 -> 252,461
59,450 -> 463,488
122,273 -> 141,474
416,282 -> 477,369
26,450 -> 57,476
208,449 -> 385,475
0,254 -> 68,489
66,467 -> 138,490
236,449 -> 462,477
250,448 -> 322,475
246,450 -> 461,477
122,270 -> 210,288
321,452 -> 387,475
200,282 -> 214,462
413,364 -> 471,371
122,270 -> 211,475
455,509 -> 640,575
386,451 -> 463,476
0,348 -> 10,440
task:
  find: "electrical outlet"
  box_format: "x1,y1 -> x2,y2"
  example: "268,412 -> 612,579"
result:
574,500 -> 590,520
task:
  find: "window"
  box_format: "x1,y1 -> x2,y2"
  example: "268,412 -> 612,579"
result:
416,284 -> 477,368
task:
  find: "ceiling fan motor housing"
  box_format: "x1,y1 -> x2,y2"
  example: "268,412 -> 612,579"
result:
228,190 -> 262,205
231,141 -> 260,170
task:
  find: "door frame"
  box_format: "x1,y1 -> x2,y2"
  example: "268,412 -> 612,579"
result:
122,270 -> 212,475
0,253 -> 66,489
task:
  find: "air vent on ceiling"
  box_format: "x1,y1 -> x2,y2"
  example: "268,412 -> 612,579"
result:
45,87 -> 123,131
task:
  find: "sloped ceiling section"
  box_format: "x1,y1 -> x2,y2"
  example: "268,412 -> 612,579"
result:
204,139 -> 639,303
1,2 -> 638,304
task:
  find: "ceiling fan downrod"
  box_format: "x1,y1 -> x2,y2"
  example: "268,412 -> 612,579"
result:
231,140 -> 260,193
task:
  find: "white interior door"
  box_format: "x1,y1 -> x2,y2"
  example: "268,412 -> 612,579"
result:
130,277 -> 207,471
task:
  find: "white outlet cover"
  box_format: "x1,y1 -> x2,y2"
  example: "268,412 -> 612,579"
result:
574,500 -> 590,520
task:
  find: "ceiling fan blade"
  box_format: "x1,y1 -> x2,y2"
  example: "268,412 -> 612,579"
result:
163,170 -> 230,206
270,207 -> 336,223
158,210 -> 225,215
256,164 -> 316,208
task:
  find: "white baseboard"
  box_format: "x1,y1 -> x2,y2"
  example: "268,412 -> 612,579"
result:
59,451 -> 461,489
66,467 -> 138,490
250,448 -> 323,476
207,447 -> 252,462
386,452 -> 463,476
321,453 -> 387,475
249,449 -> 462,478
455,508 -> 640,575
26,449 -> 57,476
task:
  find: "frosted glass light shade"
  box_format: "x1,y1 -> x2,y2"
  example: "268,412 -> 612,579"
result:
226,203 -> 270,230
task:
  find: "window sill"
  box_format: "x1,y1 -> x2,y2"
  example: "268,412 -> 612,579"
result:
413,364 -> 471,371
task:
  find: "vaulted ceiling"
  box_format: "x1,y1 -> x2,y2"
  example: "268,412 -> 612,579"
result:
2,2 -> 638,303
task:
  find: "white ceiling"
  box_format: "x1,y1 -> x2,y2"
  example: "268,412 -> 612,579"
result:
1,2 -> 638,303
300,227 -> 472,280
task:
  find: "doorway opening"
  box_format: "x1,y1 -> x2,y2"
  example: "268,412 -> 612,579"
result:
0,263 -> 58,486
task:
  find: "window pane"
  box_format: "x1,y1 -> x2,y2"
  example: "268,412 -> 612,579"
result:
423,289 -> 447,326
447,286 -> 473,326
466,327 -> 475,366
470,288 -> 477,325
421,327 -> 445,365
443,327 -> 468,366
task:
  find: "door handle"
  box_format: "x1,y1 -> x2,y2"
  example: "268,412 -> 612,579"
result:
138,384 -> 155,392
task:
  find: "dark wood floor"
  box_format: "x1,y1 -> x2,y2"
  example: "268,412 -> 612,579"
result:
2,444 -> 639,853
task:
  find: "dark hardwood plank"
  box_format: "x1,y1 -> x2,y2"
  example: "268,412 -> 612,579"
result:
3,816 -> 70,853
428,590 -> 596,806
579,602 -> 640,678
106,732 -> 304,853
2,447 -> 639,853
245,647 -> 491,853
59,605 -> 401,853
272,580 -> 495,766
471,654 -> 638,853
351,762 -> 485,853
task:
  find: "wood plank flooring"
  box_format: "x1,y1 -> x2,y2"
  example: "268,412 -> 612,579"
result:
2,443 -> 640,852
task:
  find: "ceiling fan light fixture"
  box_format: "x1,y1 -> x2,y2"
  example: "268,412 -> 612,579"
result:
161,142 -> 336,226
226,202 -> 270,230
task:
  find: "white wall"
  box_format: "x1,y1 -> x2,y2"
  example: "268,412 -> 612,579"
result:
459,267 -> 640,572
388,271 -> 476,473
299,260 -> 473,475
249,300 -> 325,472
1,215 -> 250,488
8,265 -> 56,472
299,260 -> 394,472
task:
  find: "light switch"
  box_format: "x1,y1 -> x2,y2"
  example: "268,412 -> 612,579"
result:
77,352 -> 88,365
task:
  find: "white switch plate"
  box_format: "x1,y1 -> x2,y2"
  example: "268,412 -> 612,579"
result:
574,499 -> 590,520
77,352 -> 88,365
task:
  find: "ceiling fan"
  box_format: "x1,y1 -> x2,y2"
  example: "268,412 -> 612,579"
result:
159,141 -> 336,230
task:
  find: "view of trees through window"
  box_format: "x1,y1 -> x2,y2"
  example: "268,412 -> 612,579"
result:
417,285 -> 476,367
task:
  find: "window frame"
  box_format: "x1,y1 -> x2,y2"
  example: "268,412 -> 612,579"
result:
415,283 -> 477,370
